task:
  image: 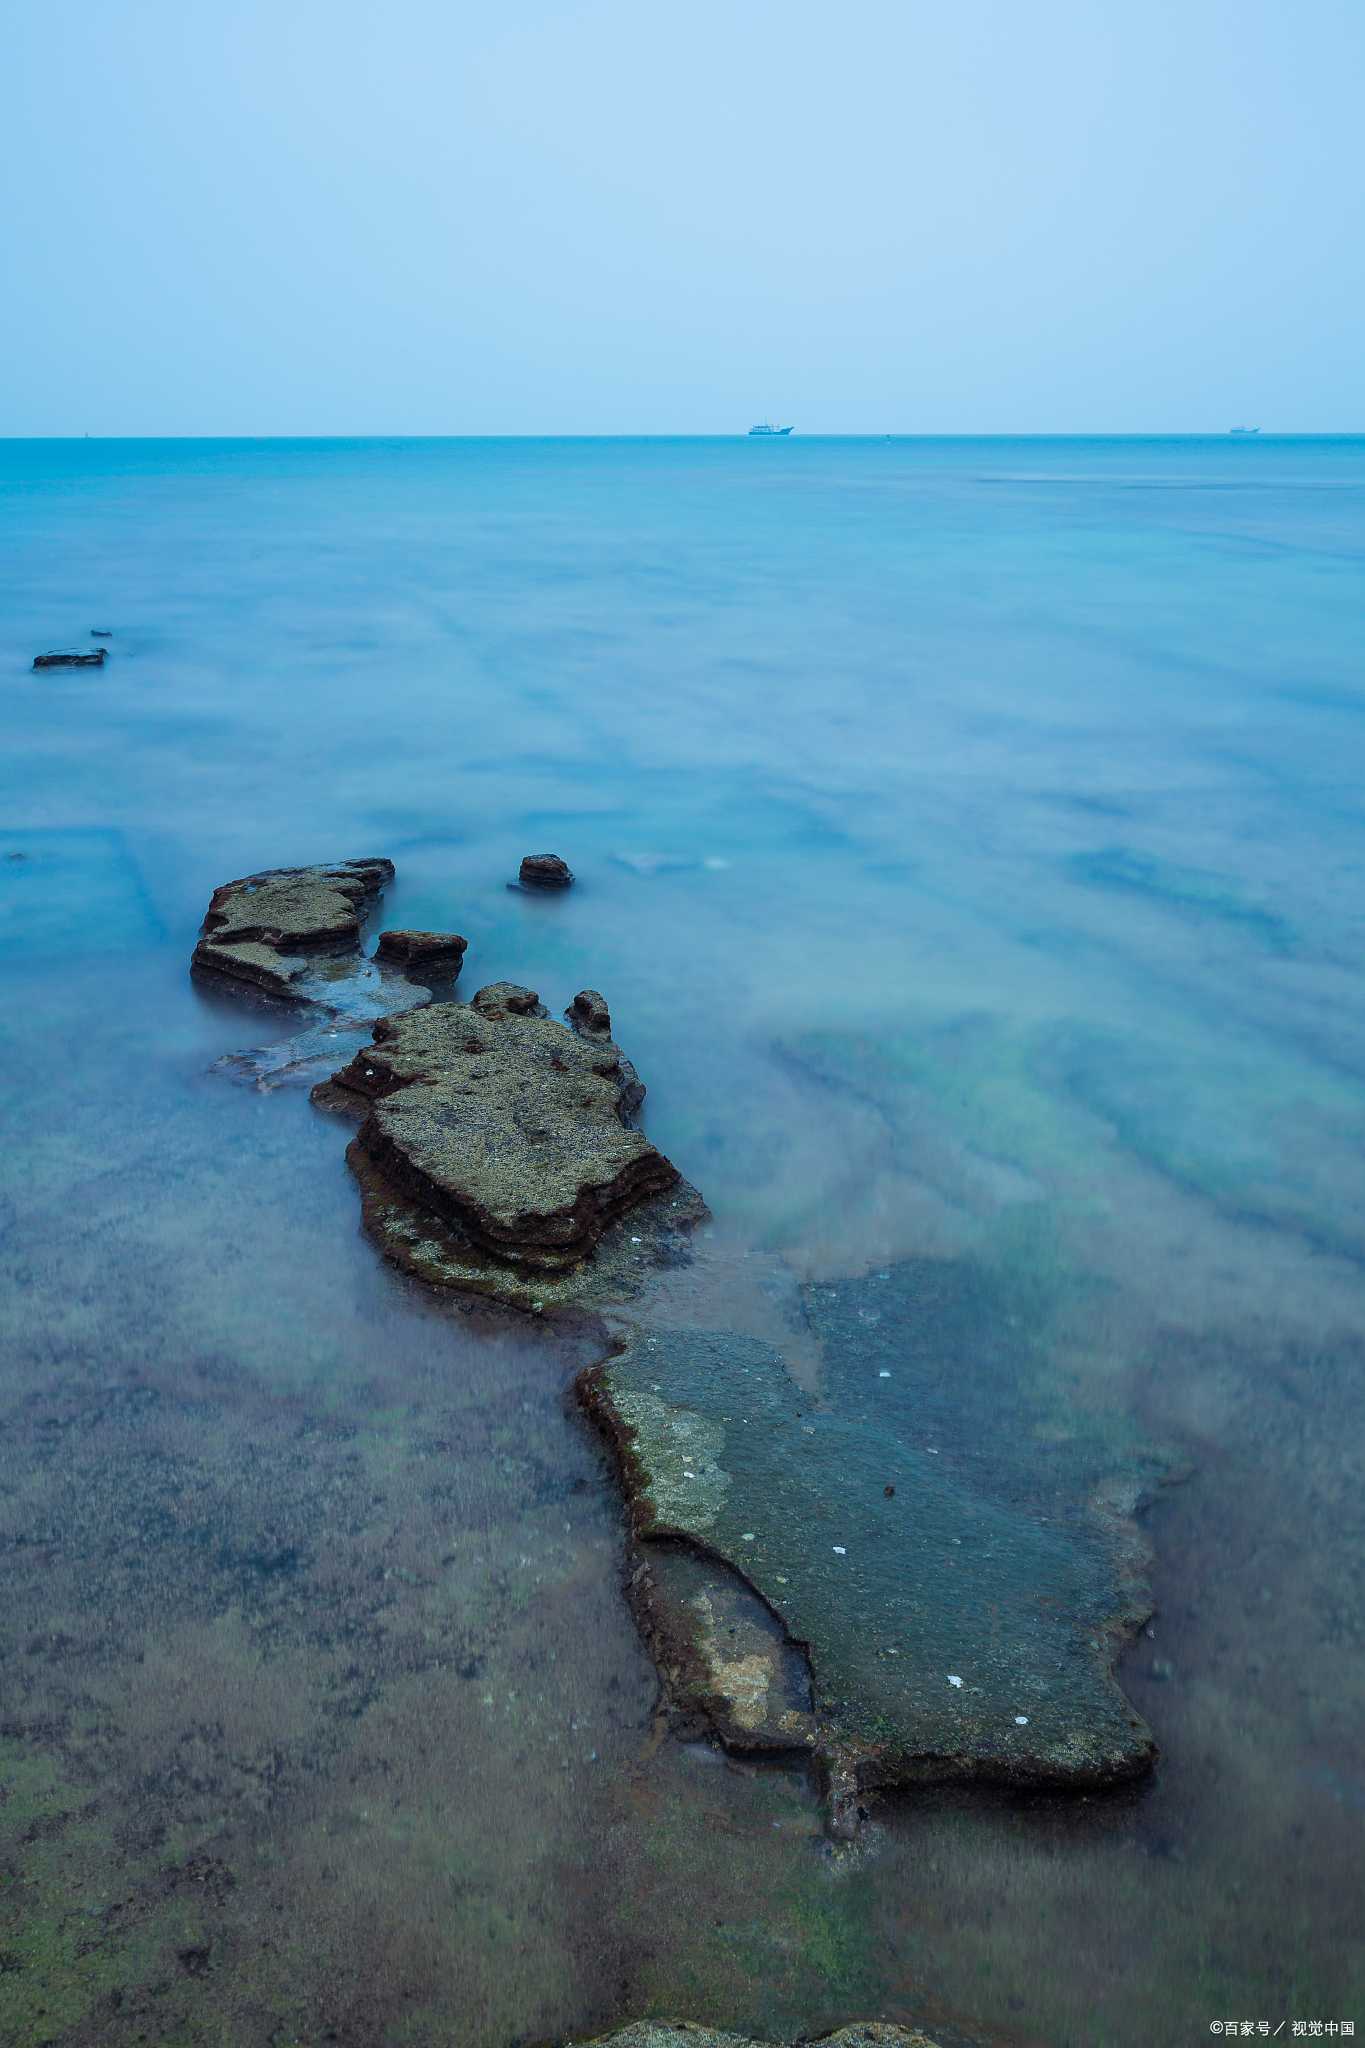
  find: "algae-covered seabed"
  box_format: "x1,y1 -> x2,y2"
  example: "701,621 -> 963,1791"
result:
3,436 -> 1365,2046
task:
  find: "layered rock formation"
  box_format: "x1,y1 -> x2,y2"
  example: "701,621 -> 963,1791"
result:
373,927 -> 468,972
192,858 -> 398,1002
314,983 -> 707,1311
192,859 -> 467,1087
518,852 -> 574,889
33,647 -> 106,668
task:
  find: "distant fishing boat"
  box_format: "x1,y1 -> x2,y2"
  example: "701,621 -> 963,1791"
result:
1230,426 -> 1260,435
748,423 -> 792,436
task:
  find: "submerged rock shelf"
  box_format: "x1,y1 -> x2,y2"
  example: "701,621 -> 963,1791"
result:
579,1326 -> 1155,1829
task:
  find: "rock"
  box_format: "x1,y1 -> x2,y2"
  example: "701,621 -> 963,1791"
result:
373,928 -> 467,973
192,860 -> 445,1085
312,986 -> 706,1305
470,980 -> 550,1020
33,648 -> 106,668
566,991 -> 645,1116
577,2024 -> 940,2048
577,1326 -> 1156,1826
191,858 -> 408,1007
626,1543 -> 817,1752
518,852 -> 574,890
566,988 -> 611,1036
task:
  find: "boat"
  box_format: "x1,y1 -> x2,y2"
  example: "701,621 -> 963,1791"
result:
1230,426 -> 1260,435
748,423 -> 792,436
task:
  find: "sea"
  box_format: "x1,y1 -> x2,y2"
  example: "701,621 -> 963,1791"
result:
1,435 -> 1363,2047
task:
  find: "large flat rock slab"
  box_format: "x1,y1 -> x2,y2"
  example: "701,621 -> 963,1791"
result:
578,1326 -> 1155,1825
313,983 -> 708,1309
193,857 -> 395,996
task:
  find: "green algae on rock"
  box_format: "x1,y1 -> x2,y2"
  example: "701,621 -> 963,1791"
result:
577,1326 -> 1155,1830
313,983 -> 708,1311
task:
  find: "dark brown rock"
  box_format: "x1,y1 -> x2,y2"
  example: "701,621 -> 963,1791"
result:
373,928 -> 467,972
566,988 -> 611,1036
518,853 -> 574,889
33,648 -> 106,668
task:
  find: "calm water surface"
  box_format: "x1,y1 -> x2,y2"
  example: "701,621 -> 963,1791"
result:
2,437 -> 1363,2046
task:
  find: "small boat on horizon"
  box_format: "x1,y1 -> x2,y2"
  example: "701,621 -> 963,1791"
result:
1230,426 -> 1260,435
749,423 -> 792,436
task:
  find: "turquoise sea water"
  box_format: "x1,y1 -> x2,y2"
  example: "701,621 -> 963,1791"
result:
2,436 -> 1364,2045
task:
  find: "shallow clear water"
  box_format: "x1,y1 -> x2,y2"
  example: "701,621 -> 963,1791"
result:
2,436 -> 1364,2046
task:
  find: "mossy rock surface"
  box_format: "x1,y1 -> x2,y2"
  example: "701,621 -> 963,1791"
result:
315,983 -> 709,1311
579,1322 -> 1155,1819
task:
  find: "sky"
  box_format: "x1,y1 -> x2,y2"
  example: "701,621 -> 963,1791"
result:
2,0 -> 1362,435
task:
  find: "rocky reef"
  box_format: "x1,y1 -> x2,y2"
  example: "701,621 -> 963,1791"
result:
579,1325 -> 1156,1833
196,854 -> 1156,1835
312,982 -> 708,1313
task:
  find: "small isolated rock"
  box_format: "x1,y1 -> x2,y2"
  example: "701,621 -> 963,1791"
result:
518,853 -> 574,890
373,929 -> 467,973
566,989 -> 611,1036
33,648 -> 106,668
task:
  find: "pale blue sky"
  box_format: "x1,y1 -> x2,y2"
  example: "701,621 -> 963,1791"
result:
2,0 -> 1361,434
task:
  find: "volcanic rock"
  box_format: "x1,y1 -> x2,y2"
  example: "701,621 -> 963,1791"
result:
518,852 -> 574,889
33,648 -> 106,668
312,985 -> 707,1311
578,1325 -> 1156,1830
373,928 -> 468,973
